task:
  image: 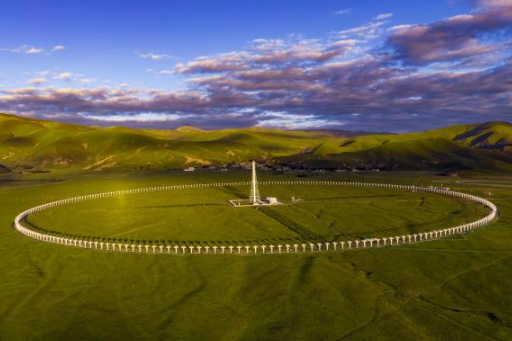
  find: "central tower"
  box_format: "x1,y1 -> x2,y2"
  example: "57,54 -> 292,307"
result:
249,160 -> 261,205
229,160 -> 281,207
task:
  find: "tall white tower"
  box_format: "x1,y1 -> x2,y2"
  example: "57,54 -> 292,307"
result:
229,160 -> 280,207
249,160 -> 261,205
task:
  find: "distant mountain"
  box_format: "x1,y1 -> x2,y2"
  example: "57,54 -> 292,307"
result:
280,122 -> 512,171
452,122 -> 512,152
0,113 -> 343,170
1,113 -> 512,172
175,125 -> 204,133
303,129 -> 394,138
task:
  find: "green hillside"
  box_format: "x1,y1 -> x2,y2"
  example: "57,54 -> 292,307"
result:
282,122 -> 512,171
1,113 -> 512,171
353,138 -> 512,170
322,121 -> 512,154
0,113 -> 344,170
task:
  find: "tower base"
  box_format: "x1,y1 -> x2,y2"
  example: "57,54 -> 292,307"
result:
229,197 -> 282,207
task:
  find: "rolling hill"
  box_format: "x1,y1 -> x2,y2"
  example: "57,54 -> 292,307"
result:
0,113 -> 345,170
1,113 -> 512,172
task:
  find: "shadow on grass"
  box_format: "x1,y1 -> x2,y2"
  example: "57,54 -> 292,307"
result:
133,203 -> 222,209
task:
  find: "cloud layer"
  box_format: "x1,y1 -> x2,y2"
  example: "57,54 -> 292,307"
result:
386,0 -> 512,66
1,1 -> 512,132
2,44 -> 66,55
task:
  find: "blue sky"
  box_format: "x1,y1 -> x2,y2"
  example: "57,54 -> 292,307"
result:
1,0 -> 511,132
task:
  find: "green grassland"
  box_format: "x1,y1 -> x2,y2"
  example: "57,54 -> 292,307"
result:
27,179 -> 488,244
1,169 -> 512,340
2,113 -> 512,172
0,113 -> 344,170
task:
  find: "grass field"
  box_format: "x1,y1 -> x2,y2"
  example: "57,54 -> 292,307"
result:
27,178 -> 487,244
1,169 -> 512,340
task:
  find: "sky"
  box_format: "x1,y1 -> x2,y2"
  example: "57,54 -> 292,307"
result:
0,0 -> 512,132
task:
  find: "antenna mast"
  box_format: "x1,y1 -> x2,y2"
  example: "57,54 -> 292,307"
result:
249,160 -> 261,204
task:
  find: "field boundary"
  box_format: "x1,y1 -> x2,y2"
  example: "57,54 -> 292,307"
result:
12,181 -> 498,255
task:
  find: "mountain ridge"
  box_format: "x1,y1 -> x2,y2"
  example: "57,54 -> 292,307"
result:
1,113 -> 512,172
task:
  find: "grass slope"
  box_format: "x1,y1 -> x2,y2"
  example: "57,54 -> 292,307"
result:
28,182 -> 486,243
1,113 -> 512,171
1,170 -> 512,340
284,138 -> 512,171
0,113 -> 344,170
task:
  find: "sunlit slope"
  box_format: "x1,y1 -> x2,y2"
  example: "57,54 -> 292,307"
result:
0,113 -> 344,169
345,138 -> 512,170
325,122 -> 512,154
1,113 -> 512,170
287,122 -> 512,171
285,138 -> 512,171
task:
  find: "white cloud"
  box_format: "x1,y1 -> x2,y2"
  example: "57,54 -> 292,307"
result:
337,21 -> 388,40
2,45 -> 45,54
26,47 -> 45,54
54,72 -> 73,81
34,70 -> 50,77
256,111 -> 344,129
52,45 -> 66,52
28,78 -> 47,86
388,24 -> 415,32
330,39 -> 359,47
375,13 -> 393,20
137,52 -> 171,60
334,8 -> 352,16
80,112 -> 181,122
2,44 -> 65,55
80,78 -> 96,84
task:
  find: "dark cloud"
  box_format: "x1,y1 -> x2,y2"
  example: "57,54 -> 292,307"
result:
3,56 -> 512,132
2,1 -> 512,132
386,0 -> 512,66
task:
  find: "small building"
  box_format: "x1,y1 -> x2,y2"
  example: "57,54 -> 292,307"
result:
263,197 -> 279,205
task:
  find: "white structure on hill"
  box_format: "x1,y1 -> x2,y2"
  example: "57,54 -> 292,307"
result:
250,160 -> 261,204
230,160 -> 281,207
